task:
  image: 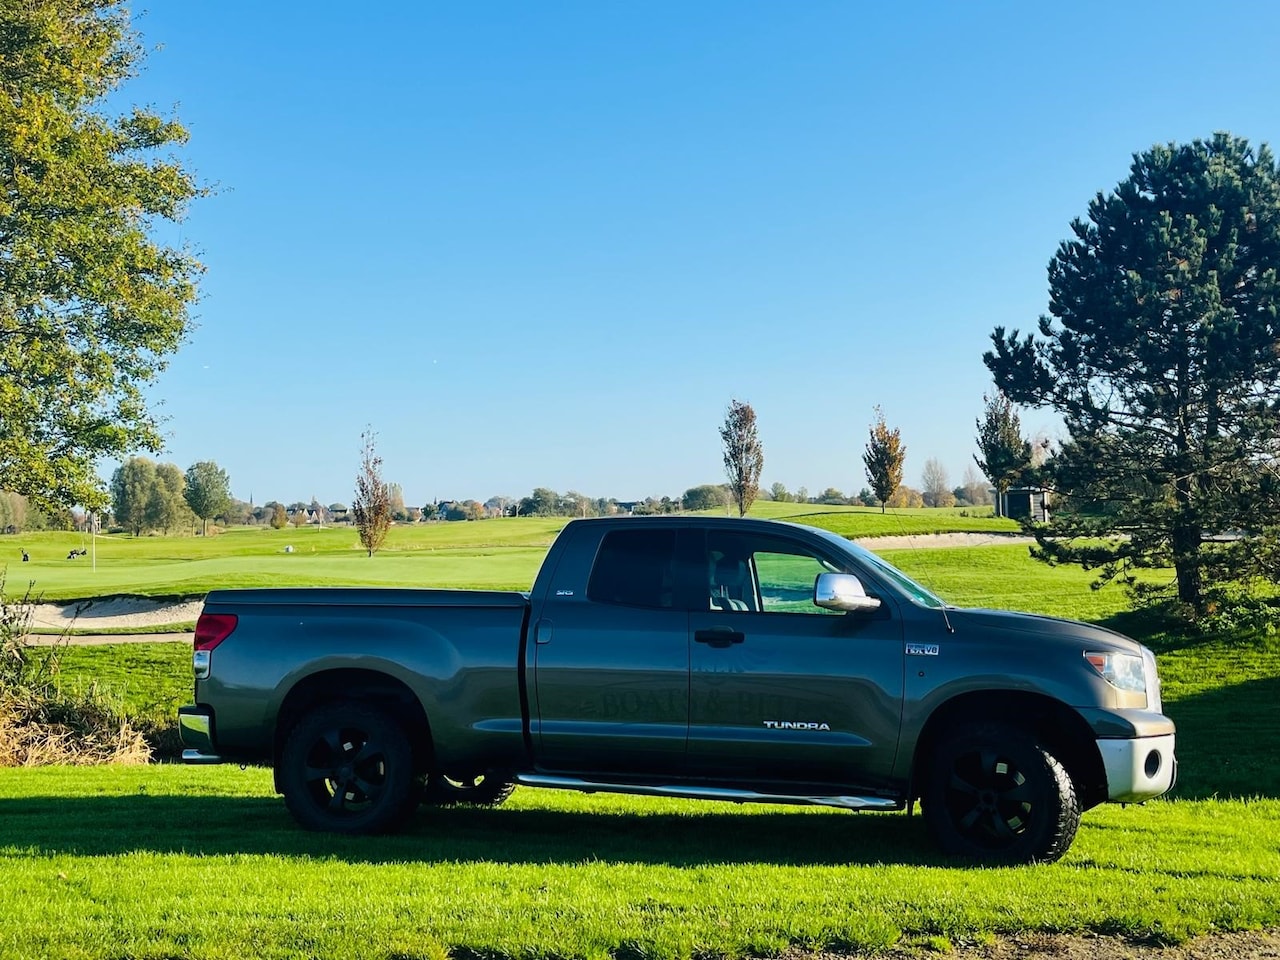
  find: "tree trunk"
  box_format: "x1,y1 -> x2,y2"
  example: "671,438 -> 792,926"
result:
1171,520 -> 1202,609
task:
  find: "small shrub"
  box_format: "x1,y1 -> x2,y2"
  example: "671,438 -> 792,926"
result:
1197,581 -> 1280,636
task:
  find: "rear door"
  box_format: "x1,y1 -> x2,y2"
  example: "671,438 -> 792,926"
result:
531,526 -> 692,775
687,529 -> 905,788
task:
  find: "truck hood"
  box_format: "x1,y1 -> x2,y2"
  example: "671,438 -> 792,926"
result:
945,607 -> 1144,655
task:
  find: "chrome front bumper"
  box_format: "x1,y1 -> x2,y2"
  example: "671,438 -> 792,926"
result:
1099,733 -> 1176,802
178,705 -> 223,764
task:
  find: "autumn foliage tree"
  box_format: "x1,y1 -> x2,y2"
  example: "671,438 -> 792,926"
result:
986,134 -> 1280,613
352,430 -> 392,557
0,1 -> 204,510
719,399 -> 764,517
863,407 -> 905,513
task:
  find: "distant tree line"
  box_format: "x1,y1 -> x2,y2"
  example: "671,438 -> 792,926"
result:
0,492 -> 73,534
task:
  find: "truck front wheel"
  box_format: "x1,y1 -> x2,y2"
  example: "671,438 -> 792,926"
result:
280,702 -> 415,834
922,721 -> 1080,864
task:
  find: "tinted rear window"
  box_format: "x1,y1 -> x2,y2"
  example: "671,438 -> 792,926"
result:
586,529 -> 678,609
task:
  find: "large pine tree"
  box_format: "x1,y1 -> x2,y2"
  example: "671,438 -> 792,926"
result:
986,134 -> 1280,612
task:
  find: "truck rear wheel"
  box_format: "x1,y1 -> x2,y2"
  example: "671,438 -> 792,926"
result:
922,721 -> 1080,864
422,771 -> 516,807
280,702 -> 415,834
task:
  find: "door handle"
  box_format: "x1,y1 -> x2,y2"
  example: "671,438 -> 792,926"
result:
694,628 -> 745,648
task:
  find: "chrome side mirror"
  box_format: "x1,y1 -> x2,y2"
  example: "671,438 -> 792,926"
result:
815,572 -> 882,612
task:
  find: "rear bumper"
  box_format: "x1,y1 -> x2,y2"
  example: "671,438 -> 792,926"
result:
1099,733 -> 1176,802
178,705 -> 223,764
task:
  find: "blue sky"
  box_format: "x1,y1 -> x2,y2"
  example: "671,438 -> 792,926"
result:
118,1 -> 1280,508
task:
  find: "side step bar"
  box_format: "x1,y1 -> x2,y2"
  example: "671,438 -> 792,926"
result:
515,774 -> 900,811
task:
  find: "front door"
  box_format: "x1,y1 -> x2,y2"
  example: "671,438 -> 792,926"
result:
687,529 -> 904,789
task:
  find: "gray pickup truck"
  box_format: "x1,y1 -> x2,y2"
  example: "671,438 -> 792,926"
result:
179,516 -> 1175,863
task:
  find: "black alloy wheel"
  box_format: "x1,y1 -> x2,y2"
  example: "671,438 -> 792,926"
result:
280,702 -> 415,834
923,721 -> 1080,864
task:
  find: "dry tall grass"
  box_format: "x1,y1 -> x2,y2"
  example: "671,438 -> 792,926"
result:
0,574 -> 151,765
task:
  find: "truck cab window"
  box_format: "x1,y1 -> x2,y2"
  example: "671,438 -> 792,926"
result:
706,532 -> 846,615
586,529 -> 678,609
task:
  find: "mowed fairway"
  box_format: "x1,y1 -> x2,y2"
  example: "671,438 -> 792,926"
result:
4,506 -> 1280,958
3,519 -> 566,601
3,506 -> 1016,603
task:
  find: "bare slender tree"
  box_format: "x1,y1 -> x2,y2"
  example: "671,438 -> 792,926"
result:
352,429 -> 392,557
719,399 -> 764,517
921,458 -> 954,508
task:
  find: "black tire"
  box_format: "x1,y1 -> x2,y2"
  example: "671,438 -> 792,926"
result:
922,721 -> 1080,864
279,702 -> 415,834
422,770 -> 516,807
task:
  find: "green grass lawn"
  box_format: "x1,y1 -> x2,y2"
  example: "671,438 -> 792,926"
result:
0,767 -> 1275,959
6,525 -> 1280,957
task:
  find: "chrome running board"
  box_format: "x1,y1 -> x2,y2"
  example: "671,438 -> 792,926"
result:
515,774 -> 900,810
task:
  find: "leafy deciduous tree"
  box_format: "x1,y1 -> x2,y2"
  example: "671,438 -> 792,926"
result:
863,407 -> 906,514
269,503 -> 288,530
719,399 -> 764,517
0,1 -> 204,511
387,482 -> 406,522
184,461 -> 231,535
520,488 -> 560,517
110,457 -> 156,536
148,462 -> 189,534
887,485 -> 925,509
986,134 -> 1280,612
682,484 -> 728,511
817,487 -> 847,505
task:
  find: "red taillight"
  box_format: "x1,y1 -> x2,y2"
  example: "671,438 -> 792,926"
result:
194,612 -> 238,651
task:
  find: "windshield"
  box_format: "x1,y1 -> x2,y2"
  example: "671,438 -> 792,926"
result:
806,526 -> 948,608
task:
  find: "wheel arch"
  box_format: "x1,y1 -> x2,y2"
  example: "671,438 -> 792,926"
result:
911,690 -> 1107,810
272,668 -> 433,793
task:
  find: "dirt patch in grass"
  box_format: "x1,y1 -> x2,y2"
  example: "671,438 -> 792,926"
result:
870,927 -> 1280,958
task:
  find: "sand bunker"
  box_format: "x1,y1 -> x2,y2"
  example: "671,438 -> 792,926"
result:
30,597 -> 204,631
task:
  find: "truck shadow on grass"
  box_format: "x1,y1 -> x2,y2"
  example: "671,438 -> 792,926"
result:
0,796 -> 950,866
1160,672 -> 1280,800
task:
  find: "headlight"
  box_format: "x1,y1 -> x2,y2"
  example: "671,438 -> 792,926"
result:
1084,651 -> 1147,697
1142,646 -> 1162,713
